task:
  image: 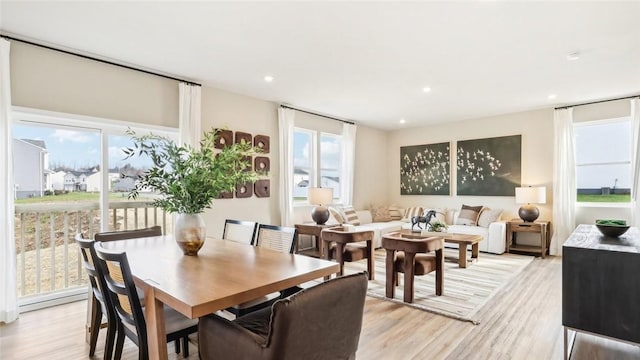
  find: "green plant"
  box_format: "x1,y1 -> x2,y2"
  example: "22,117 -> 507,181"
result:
124,128 -> 260,214
429,220 -> 448,232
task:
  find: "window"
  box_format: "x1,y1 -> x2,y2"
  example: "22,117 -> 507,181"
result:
293,128 -> 342,203
575,117 -> 631,203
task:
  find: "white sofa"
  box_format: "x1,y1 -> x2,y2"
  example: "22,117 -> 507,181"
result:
348,209 -> 506,254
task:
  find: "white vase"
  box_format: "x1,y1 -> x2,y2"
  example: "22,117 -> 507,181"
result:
174,213 -> 206,256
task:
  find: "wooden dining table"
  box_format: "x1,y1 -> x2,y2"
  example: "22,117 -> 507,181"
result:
102,235 -> 340,360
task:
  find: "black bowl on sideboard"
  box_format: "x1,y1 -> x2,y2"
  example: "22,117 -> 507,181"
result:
595,224 -> 630,238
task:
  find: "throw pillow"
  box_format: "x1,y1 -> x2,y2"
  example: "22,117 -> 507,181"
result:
477,208 -> 503,228
455,204 -> 483,226
328,207 -> 345,224
402,206 -> 424,222
388,205 -> 403,221
372,206 -> 393,222
341,206 -> 361,226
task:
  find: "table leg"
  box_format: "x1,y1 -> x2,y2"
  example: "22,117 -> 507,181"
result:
403,251 -> 416,303
471,243 -> 479,260
335,243 -> 345,276
366,239 -> 374,280
385,249 -> 395,299
144,286 -> 168,360
323,240 -> 331,280
458,245 -> 468,268
435,248 -> 443,296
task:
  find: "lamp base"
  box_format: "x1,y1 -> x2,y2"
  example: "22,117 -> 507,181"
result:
311,205 -> 330,225
518,204 -> 540,222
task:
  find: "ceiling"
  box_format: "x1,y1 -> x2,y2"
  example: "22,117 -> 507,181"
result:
1,1 -> 639,130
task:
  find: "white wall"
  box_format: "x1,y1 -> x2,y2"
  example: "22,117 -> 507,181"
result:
387,108 -> 554,222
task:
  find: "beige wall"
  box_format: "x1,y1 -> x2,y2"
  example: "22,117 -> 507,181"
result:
10,42 -> 178,127
387,109 -> 555,222
353,125 -> 389,210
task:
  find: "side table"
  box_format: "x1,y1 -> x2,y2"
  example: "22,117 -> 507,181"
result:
506,220 -> 551,258
294,223 -> 332,257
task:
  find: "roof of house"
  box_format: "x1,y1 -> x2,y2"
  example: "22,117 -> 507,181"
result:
20,139 -> 47,149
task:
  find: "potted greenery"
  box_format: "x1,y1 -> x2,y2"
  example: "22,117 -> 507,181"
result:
429,220 -> 448,232
124,128 -> 260,255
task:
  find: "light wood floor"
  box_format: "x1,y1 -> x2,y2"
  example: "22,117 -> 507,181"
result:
1,255 -> 639,359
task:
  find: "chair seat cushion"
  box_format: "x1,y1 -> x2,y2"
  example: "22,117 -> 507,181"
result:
394,252 -> 436,275
329,242 -> 368,262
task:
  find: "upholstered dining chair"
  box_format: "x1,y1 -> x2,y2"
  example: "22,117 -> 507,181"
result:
94,243 -> 198,360
222,219 -> 258,245
199,272 -> 368,360
76,234 -> 117,360
94,225 -> 162,242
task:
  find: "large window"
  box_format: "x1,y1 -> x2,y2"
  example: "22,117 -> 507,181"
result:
293,128 -> 342,203
575,117 -> 631,203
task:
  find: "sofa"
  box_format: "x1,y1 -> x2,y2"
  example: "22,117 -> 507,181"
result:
324,207 -> 506,255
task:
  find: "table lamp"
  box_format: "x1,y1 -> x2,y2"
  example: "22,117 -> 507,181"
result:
308,187 -> 333,225
515,186 -> 546,222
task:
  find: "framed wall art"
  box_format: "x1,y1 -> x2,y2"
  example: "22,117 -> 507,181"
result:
456,134 -> 521,196
400,142 -> 450,195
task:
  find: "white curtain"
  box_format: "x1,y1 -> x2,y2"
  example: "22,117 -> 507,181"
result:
340,123 -> 357,206
0,38 -> 18,323
630,98 -> 640,227
178,83 -> 202,148
278,108 -> 295,226
551,108 -> 576,256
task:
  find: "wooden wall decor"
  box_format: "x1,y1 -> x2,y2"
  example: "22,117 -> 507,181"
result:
254,179 -> 271,198
254,156 -> 270,172
235,131 -> 252,145
217,191 -> 233,199
254,135 -> 270,153
214,129 -> 233,149
236,182 -> 253,198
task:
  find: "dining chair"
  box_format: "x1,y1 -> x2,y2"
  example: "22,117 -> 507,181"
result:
94,225 -> 162,242
222,219 -> 258,245
223,220 -> 280,317
198,272 -> 368,360
76,234 -> 117,360
254,224 -> 297,254
94,243 -> 198,360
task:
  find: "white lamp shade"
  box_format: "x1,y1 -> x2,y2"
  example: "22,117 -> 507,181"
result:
515,186 -> 546,204
308,187 -> 333,205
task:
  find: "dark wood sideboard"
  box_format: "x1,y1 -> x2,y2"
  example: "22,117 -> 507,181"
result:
562,224 -> 640,359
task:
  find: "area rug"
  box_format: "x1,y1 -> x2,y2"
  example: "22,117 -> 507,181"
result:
343,249 -> 534,324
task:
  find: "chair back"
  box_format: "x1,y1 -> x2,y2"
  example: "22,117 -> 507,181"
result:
255,224 -> 297,254
222,219 -> 258,245
94,244 -> 148,350
94,226 -> 162,242
75,233 -> 111,314
269,272 -> 367,358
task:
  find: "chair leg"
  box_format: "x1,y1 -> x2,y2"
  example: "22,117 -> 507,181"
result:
183,335 -> 190,357
114,323 -> 125,360
89,305 -> 102,356
104,318 -> 117,360
174,339 -> 180,354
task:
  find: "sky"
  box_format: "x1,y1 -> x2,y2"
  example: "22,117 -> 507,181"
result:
13,124 -> 155,170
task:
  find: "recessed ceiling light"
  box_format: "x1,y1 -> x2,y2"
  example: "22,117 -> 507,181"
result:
566,52 -> 580,61
548,94 -> 557,100
264,75 -> 274,82
399,118 -> 406,124
422,87 -> 431,93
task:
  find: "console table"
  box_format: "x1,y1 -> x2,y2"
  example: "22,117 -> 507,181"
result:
563,224 -> 640,359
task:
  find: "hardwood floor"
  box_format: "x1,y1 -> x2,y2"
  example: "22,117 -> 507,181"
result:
1,255 -> 638,359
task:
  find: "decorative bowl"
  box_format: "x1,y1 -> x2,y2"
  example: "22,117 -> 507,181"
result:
595,219 -> 630,238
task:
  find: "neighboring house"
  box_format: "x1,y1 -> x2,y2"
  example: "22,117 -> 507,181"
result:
13,138 -> 51,199
63,170 -> 91,192
50,170 -> 66,191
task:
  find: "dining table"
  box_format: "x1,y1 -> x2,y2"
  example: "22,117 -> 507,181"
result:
101,235 -> 340,360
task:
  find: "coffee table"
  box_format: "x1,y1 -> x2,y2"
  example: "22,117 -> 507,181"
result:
402,230 -> 482,268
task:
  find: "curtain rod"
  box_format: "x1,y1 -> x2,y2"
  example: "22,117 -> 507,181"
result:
1,33 -> 202,87
555,94 -> 639,110
280,105 -> 355,125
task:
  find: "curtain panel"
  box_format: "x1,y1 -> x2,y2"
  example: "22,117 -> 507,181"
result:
551,108 -> 576,256
278,108 -> 295,226
0,38 -> 18,323
178,83 -> 202,148
341,123 -> 357,206
630,98 -> 640,227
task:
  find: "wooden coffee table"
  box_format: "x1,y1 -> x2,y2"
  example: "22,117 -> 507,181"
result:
402,230 -> 482,268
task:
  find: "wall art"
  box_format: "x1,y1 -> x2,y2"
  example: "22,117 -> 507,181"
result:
456,134 -> 521,196
400,142 -> 450,195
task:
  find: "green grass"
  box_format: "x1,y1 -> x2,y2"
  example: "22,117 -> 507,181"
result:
15,192 -> 155,204
577,194 -> 630,203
